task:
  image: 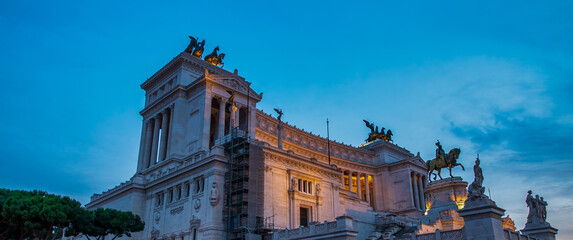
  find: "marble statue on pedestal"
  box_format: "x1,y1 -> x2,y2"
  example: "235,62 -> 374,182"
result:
274,108 -> 284,149
526,190 -> 549,225
464,155 -> 495,207
522,190 -> 557,240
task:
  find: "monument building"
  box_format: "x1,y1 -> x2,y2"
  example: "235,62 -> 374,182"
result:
86,37 -> 557,240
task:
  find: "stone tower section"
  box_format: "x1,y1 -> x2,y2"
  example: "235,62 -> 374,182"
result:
136,52 -> 262,173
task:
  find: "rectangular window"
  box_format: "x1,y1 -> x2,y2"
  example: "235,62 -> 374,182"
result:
195,177 -> 205,194
156,193 -> 162,206
186,183 -> 190,197
168,189 -> 173,203
177,185 -> 182,200
300,207 -> 309,227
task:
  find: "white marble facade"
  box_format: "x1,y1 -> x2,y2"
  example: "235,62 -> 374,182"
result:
86,52 -> 428,239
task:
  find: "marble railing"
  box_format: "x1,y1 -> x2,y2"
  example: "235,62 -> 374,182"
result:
256,109 -> 376,164
394,229 -> 465,240
89,151 -> 207,203
504,229 -> 538,240
271,216 -> 355,240
90,179 -> 134,202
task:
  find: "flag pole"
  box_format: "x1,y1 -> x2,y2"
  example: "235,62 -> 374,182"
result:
327,118 -> 331,165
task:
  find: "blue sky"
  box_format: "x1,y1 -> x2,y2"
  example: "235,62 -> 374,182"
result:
1,0 -> 572,238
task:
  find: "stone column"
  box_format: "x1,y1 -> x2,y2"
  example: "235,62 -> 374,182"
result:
137,121 -> 147,172
201,93 -> 212,151
348,171 -> 354,192
412,172 -> 420,210
248,106 -> 257,139
417,174 -> 425,211
143,120 -> 154,168
235,105 -> 241,129
357,173 -> 362,199
229,103 -> 238,133
158,109 -> 170,161
217,98 -> 226,139
150,115 -> 161,165
365,174 -> 371,205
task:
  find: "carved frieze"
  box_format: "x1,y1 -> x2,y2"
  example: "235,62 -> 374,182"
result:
170,206 -> 184,215
264,152 -> 338,180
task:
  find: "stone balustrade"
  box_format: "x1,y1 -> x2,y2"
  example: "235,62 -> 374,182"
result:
504,229 -> 538,240
256,109 -> 376,164
90,180 -> 134,202
271,215 -> 357,240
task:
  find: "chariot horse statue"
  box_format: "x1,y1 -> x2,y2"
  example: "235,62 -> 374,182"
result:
204,46 -> 225,67
185,36 -> 206,58
363,120 -> 393,142
426,141 -> 465,181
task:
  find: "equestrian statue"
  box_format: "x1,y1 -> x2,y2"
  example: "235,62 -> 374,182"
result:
426,140 -> 465,181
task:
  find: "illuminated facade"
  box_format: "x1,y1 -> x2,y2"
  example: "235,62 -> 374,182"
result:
86,49 -> 558,240
85,52 -> 428,239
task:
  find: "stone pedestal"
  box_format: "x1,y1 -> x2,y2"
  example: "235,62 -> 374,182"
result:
521,224 -> 558,240
418,177 -> 467,233
458,203 -> 505,240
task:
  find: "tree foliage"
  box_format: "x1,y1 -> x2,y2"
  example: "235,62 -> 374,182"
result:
0,189 -> 145,240
0,189 -> 83,240
80,208 -> 145,240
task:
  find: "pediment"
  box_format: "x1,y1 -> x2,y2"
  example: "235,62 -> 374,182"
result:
207,74 -> 262,100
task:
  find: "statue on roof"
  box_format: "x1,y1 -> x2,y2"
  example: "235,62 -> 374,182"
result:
363,120 -> 392,142
185,36 -> 205,58
205,46 -> 225,67
274,108 -> 283,122
193,39 -> 205,58
185,36 -> 198,54
275,108 -> 284,149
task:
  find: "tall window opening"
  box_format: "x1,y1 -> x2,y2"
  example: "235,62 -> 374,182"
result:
299,207 -> 309,227
360,174 -> 366,200
209,98 -> 219,148
224,103 -> 231,135
344,171 -> 350,191
239,107 -> 248,130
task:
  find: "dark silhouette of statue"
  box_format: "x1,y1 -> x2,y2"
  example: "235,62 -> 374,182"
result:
426,141 -> 464,181
204,46 -> 225,67
193,39 -> 205,58
363,120 -> 392,142
185,36 -> 198,54
467,155 -> 485,198
435,140 -> 446,165
274,108 -> 284,149
526,190 -> 549,225
274,108 -> 283,122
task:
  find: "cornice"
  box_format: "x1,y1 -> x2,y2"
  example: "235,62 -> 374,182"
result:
141,52 -> 234,90
256,110 -> 375,160
262,147 -> 340,180
140,87 -> 184,118
204,74 -> 262,101
86,180 -> 145,208
359,139 -> 414,158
